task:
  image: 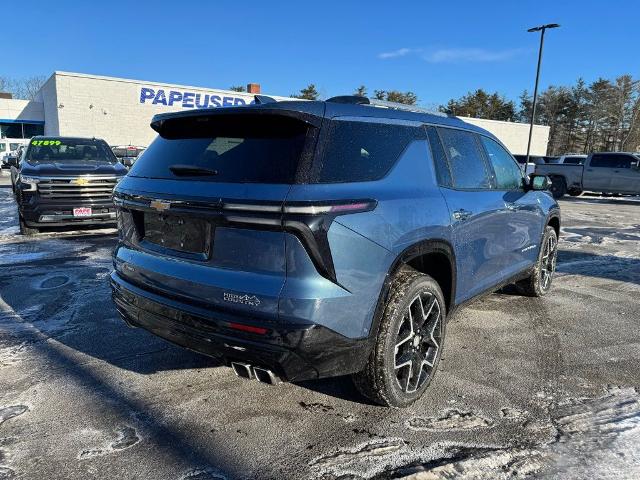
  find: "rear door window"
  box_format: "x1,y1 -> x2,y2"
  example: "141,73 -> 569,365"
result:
590,154 -> 614,168
315,119 -> 418,183
480,136 -> 522,190
437,128 -> 492,189
610,154 -> 635,169
129,114 -> 311,184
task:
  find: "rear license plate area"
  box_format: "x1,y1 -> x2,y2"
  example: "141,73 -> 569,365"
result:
143,212 -> 209,254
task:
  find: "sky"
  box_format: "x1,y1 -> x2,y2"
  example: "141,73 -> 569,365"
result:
6,0 -> 640,107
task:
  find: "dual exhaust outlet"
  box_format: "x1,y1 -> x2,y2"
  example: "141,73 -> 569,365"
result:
231,362 -> 281,385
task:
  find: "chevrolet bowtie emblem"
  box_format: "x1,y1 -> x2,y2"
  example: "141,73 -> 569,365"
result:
72,178 -> 90,186
150,200 -> 171,211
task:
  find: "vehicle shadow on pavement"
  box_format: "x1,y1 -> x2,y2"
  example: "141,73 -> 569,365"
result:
556,250 -> 640,286
294,376 -> 378,405
0,233 -> 222,376
0,299 -> 236,478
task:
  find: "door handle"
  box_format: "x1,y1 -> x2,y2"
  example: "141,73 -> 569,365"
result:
453,209 -> 472,221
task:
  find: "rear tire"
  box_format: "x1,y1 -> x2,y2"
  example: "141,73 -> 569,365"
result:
352,267 -> 446,408
549,177 -> 567,199
515,226 -> 558,297
19,216 -> 38,236
568,188 -> 582,197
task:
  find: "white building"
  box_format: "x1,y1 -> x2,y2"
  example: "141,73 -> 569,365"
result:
0,71 -> 549,154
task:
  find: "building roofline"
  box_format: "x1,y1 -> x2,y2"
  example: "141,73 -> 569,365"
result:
461,115 -> 550,130
50,71 -> 285,99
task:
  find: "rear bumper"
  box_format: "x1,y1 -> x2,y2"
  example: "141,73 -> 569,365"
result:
110,271 -> 371,382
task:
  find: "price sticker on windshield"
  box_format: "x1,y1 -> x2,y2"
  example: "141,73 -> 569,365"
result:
31,140 -> 62,146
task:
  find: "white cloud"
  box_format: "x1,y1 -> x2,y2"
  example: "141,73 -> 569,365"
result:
378,48 -> 417,59
423,48 -> 524,63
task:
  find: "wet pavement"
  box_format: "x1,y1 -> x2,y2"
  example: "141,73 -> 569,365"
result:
0,180 -> 639,479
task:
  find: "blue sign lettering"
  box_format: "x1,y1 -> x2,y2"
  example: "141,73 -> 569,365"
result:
182,92 -> 195,108
139,87 -> 253,110
140,87 -> 155,103
168,90 -> 183,106
153,90 -> 167,106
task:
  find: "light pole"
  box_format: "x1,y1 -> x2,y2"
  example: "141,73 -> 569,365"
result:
525,23 -> 560,163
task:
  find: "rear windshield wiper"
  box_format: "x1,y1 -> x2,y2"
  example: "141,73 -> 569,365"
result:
169,164 -> 219,176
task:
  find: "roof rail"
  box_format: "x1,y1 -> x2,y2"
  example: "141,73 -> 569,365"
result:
367,99 -> 448,117
325,95 -> 448,117
325,95 -> 370,105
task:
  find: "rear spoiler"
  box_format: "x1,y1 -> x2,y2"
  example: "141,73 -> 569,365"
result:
150,98 -> 325,136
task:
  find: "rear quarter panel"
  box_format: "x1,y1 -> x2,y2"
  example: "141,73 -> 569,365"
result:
282,140 -> 452,338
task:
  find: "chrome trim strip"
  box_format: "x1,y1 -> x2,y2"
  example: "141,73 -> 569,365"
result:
31,176 -> 122,181
39,212 -> 117,221
222,203 -> 282,213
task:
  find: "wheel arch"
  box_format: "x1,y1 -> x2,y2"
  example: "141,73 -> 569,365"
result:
546,212 -> 561,238
366,239 -> 456,343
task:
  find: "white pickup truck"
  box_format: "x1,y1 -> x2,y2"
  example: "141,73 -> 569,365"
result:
535,152 -> 640,199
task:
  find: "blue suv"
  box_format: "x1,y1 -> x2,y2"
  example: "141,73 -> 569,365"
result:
110,96 -> 560,407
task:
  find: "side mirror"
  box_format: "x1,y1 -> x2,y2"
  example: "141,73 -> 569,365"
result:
528,174 -> 551,191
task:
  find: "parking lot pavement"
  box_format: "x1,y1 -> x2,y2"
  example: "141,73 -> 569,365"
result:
0,187 -> 639,480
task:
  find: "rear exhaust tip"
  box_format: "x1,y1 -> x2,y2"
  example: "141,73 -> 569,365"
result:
231,362 -> 253,380
253,366 -> 281,385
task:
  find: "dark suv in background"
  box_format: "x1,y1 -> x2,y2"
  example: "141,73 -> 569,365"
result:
110,96 -> 559,407
12,136 -> 127,235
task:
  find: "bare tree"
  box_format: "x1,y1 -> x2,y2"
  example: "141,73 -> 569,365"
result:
0,76 -> 12,93
21,76 -> 47,100
0,75 -> 47,100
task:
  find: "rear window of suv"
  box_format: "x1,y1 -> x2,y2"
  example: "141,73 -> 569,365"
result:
129,114 -> 310,184
130,113 -> 419,184
314,119 -> 417,183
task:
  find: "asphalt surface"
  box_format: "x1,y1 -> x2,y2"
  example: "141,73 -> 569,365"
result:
1,171 -> 639,479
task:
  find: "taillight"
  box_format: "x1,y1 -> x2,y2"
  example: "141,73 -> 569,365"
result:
282,200 -> 376,215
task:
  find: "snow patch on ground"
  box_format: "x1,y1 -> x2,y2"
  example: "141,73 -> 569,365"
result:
77,426 -> 141,459
0,405 -> 28,426
380,388 -> 640,480
406,409 -> 492,431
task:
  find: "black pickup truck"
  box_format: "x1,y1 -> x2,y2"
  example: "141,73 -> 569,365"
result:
10,136 -> 127,235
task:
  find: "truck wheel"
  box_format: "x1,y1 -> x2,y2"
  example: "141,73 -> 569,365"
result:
352,267 -> 446,407
515,226 -> 558,297
19,216 -> 38,236
568,188 -> 582,197
549,177 -> 566,199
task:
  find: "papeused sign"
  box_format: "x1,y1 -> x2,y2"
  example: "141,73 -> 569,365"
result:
139,87 -> 254,109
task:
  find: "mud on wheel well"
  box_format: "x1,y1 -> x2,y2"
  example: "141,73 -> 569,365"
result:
405,252 -> 454,311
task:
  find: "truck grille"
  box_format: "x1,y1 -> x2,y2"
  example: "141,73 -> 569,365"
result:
37,177 -> 119,200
